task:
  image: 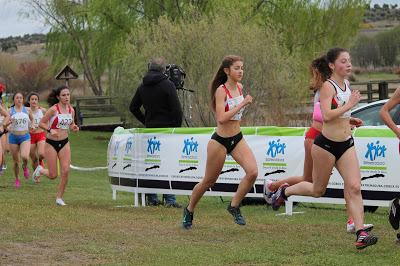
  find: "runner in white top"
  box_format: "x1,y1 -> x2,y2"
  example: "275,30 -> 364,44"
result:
182,55 -> 256,229
7,92 -> 34,188
26,92 -> 47,183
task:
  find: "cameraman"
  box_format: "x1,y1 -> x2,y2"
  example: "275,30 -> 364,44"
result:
130,58 -> 182,208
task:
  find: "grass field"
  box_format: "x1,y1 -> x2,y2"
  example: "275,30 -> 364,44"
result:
354,72 -> 400,82
0,131 -> 399,265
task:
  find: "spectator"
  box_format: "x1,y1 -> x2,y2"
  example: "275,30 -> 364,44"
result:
130,58 -> 182,208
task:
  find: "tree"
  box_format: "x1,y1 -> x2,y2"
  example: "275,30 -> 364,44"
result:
27,0 -> 212,96
14,59 -> 56,94
375,26 -> 400,66
1,41 -> 17,52
118,13 -> 306,127
351,35 -> 381,67
242,0 -> 368,61
28,0 -> 146,95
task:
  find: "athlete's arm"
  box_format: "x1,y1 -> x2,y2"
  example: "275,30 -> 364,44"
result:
39,106 -> 55,131
28,108 -> 35,129
319,81 -> 360,122
6,108 -> 13,130
350,117 -> 363,127
40,106 -> 60,137
0,105 -> 9,131
69,107 -> 79,132
380,88 -> 400,138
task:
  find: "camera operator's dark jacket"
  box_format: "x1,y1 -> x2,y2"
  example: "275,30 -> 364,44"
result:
130,70 -> 183,128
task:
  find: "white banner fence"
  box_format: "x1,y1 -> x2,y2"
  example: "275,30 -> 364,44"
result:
108,126 -> 399,212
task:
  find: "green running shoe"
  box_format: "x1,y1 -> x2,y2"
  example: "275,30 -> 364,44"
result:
227,203 -> 246,225
182,207 -> 193,229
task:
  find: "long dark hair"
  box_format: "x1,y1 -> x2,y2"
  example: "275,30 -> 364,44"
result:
210,55 -> 243,111
25,92 -> 40,107
310,47 -> 348,90
11,92 -> 24,108
48,85 -> 69,106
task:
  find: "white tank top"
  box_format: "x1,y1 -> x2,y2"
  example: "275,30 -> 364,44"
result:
10,106 -> 30,132
32,108 -> 44,128
327,79 -> 352,118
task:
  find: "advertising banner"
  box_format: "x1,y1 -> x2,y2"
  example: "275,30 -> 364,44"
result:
108,126 -> 400,203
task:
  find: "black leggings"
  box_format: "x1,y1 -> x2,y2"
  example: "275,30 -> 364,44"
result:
46,138 -> 69,153
313,134 -> 354,161
211,132 -> 243,154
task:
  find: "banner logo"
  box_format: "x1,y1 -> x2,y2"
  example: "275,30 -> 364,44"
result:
178,136 -> 199,172
124,137 -> 134,155
365,140 -> 386,161
182,137 -> 198,155
147,136 -> 161,155
266,139 -> 286,158
113,140 -> 121,157
360,139 -> 387,178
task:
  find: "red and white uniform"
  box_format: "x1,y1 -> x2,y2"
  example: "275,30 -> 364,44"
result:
328,79 -> 352,118
48,104 -> 73,130
222,83 -> 244,121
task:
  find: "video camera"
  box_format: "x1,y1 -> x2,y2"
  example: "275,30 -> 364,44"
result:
165,64 -> 186,90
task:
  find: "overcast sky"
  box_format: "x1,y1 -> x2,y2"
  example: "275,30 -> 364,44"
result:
0,0 -> 398,38
0,0 -> 49,38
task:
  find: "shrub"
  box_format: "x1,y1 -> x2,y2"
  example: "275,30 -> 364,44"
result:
118,13 -> 308,127
13,59 -> 56,95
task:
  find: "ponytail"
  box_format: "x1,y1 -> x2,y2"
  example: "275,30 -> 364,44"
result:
309,55 -> 330,90
210,55 -> 243,111
48,85 -> 68,107
310,47 -> 348,90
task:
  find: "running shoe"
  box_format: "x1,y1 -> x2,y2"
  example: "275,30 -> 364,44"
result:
15,178 -> 21,188
263,180 -> 275,205
355,230 -> 378,250
23,167 -> 29,180
182,206 -> 194,229
346,222 -> 374,233
2,164 -> 7,170
271,183 -> 289,211
56,198 -> 67,206
227,203 -> 246,225
32,165 -> 43,183
389,197 -> 400,230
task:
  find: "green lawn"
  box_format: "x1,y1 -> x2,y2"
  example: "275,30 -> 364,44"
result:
354,72 -> 399,82
82,116 -> 123,125
0,131 -> 399,265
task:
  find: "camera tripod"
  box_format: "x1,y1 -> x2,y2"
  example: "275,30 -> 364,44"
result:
177,87 -> 194,127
